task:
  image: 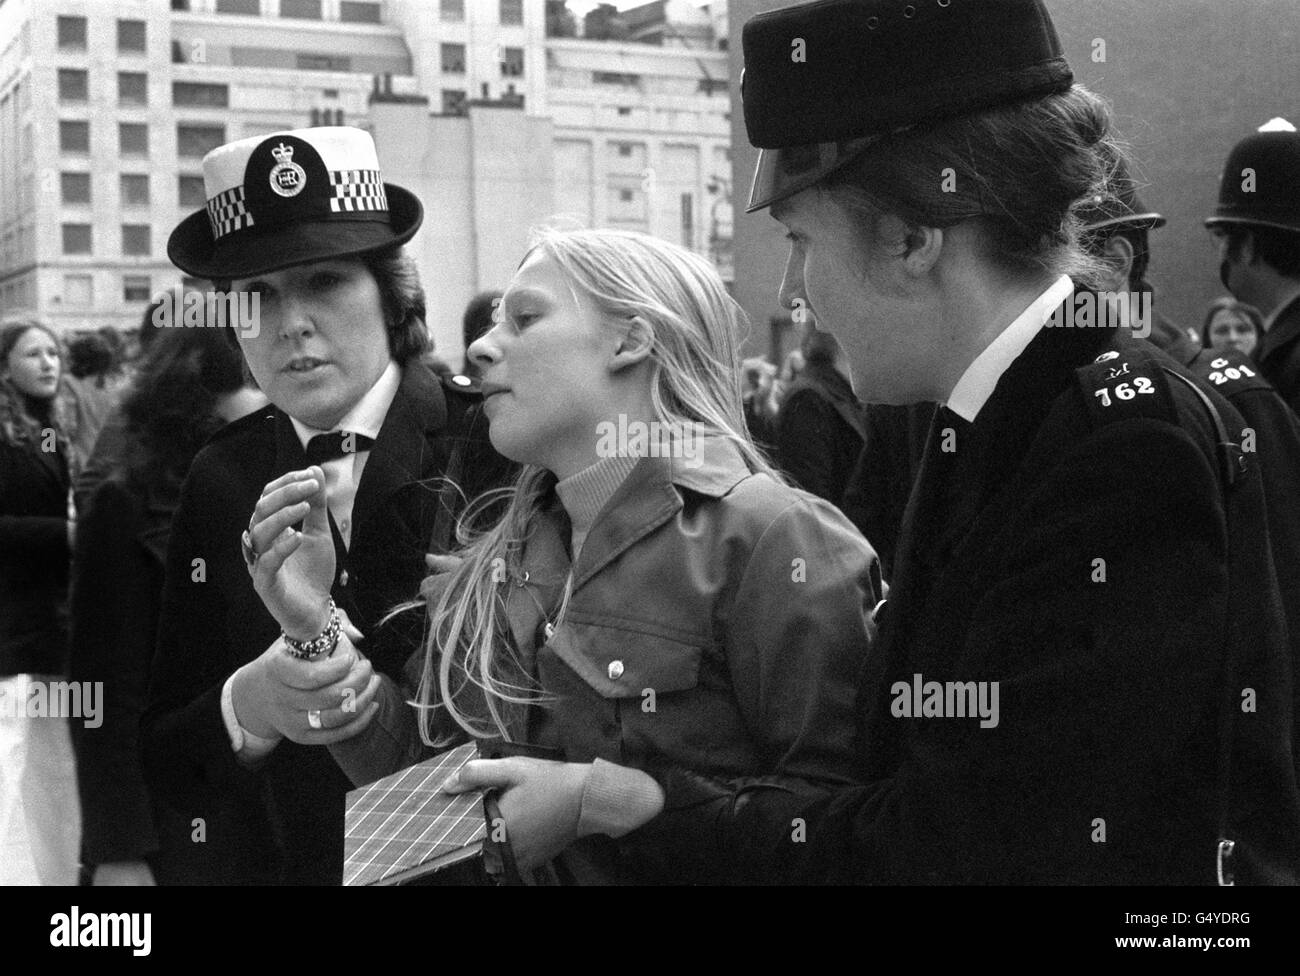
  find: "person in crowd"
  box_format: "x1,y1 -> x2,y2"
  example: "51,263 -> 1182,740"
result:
141,126 -> 507,884
447,0 -> 1300,885
242,227 -> 880,883
1076,168 -> 1300,778
461,291 -> 502,384
0,320 -> 81,885
1202,297 -> 1263,358
740,356 -> 778,449
70,321 -> 266,886
62,331 -> 126,462
1208,119 -> 1300,414
775,328 -> 865,506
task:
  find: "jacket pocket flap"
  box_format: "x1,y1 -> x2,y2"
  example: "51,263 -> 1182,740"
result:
545,623 -> 703,698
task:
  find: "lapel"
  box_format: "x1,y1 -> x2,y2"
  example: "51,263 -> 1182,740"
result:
352,363 -> 448,536
1258,293 -> 1300,365
567,435 -> 752,591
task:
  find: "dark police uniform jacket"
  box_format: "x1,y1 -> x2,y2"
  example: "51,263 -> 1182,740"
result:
142,363 -> 507,884
1256,292 -> 1300,418
620,314 -> 1300,884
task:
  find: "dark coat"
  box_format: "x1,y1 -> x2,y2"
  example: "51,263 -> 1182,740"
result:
141,363 -> 507,884
1256,293 -> 1300,417
840,402 -> 935,581
775,364 -> 866,506
0,432 -> 70,678
69,476 -> 203,879
622,319 -> 1300,884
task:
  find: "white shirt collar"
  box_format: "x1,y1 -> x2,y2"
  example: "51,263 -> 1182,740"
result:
289,359 -> 401,448
1262,284 -> 1300,333
945,275 -> 1074,423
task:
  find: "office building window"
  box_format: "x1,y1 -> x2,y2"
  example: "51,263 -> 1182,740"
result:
118,20 -> 147,53
60,120 -> 90,154
441,89 -> 467,116
120,123 -> 149,156
173,82 -> 229,107
594,72 -> 640,87
340,2 -> 380,24
440,0 -> 464,21
441,43 -> 466,74
296,54 -> 351,71
57,16 -> 87,50
62,224 -> 92,255
58,69 -> 88,103
280,0 -> 322,18
61,173 -> 91,204
122,224 -> 151,256
500,0 -> 523,26
216,0 -> 260,13
123,275 -> 152,303
64,275 -> 94,306
121,174 -> 150,206
618,143 -> 632,156
178,124 -> 225,158
179,175 -> 207,207
119,72 -> 148,105
172,1 -> 192,10
501,47 -> 523,77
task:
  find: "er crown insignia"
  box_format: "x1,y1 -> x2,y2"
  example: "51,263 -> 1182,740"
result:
269,142 -> 307,197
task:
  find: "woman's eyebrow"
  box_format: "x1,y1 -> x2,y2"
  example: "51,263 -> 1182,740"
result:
501,287 -> 550,309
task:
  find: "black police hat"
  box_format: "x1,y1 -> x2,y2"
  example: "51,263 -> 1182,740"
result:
1076,155 -> 1166,234
742,0 -> 1074,212
1205,119 -> 1300,235
168,126 -> 422,280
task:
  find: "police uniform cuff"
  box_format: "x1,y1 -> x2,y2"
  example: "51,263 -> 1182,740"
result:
576,759 -> 665,839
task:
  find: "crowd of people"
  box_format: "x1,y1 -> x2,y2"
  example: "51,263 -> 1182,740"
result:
3,0 -> 1300,886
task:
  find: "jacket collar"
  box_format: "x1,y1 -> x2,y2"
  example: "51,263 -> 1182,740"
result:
1258,290 -> 1300,363
546,433 -> 754,590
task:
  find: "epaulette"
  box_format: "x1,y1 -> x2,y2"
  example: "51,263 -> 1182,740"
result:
1074,345 -> 1180,428
1186,349 -> 1275,398
205,404 -> 277,445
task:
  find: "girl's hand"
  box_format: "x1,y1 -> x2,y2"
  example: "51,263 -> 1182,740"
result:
443,758 -> 591,871
247,467 -> 334,639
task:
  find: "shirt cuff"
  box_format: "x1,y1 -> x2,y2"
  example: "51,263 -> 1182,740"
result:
221,667 -> 281,761
576,758 -> 665,839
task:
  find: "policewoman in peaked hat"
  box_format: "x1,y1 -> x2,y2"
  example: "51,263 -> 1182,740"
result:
143,127 -> 506,884
1206,119 -> 1300,415
610,0 -> 1300,885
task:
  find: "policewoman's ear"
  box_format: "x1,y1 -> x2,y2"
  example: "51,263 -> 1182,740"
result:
1101,235 -> 1135,291
874,213 -> 943,277
608,315 -> 655,373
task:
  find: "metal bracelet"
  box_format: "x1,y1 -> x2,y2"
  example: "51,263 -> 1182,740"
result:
282,600 -> 341,660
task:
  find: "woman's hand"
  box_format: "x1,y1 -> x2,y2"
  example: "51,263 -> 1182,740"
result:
247,467 -> 334,639
444,758 -> 591,872
231,626 -> 380,745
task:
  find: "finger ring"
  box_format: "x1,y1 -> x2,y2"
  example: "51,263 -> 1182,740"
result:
307,709 -> 322,730
240,529 -> 259,572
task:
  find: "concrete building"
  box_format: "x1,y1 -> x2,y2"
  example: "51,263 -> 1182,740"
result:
0,0 -> 732,364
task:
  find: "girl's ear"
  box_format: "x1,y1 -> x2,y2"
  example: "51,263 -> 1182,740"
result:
608,315 -> 654,374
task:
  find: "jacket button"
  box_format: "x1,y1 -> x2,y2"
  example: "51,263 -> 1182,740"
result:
607,660 -> 624,680
339,569 -> 349,587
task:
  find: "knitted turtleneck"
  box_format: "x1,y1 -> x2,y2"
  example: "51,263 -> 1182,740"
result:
554,453 -> 640,559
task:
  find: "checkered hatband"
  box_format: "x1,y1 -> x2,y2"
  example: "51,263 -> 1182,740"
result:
329,170 -> 388,213
206,185 -> 254,240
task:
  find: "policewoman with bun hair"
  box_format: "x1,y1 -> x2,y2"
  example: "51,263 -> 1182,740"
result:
142,127 -> 505,884
562,0 -> 1300,884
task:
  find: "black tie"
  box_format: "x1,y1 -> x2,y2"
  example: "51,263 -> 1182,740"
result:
305,431 -> 375,465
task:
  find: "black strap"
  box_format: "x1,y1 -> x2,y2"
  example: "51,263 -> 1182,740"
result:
1161,365 -> 1243,884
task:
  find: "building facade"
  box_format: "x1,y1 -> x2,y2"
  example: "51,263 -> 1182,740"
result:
0,0 -> 731,364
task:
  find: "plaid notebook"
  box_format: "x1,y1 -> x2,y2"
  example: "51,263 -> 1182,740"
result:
344,742 -> 486,886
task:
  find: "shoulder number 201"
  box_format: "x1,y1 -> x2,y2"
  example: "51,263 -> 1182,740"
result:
1094,377 -> 1155,407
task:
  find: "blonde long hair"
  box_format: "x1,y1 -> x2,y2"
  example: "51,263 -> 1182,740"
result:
414,228 -> 782,744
